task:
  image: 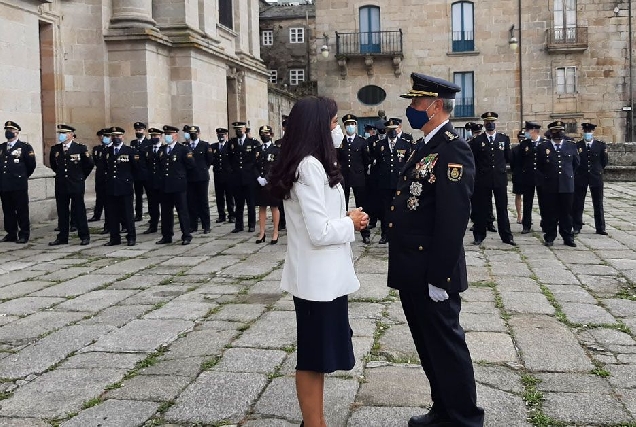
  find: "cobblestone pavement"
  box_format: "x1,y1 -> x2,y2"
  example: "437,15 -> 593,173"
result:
1,183 -> 636,426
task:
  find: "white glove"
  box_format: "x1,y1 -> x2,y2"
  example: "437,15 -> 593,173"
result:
428,284 -> 449,302
257,177 -> 267,186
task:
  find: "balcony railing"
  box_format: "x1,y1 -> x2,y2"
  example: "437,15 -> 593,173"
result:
547,26 -> 588,52
336,30 -> 403,57
454,98 -> 474,118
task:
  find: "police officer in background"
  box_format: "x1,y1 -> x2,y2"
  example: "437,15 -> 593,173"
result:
104,127 -> 141,246
537,121 -> 580,247
519,121 -> 546,234
365,123 -> 380,230
184,125 -> 213,234
0,121 -> 36,243
339,114 -> 372,244
49,124 -> 94,246
211,128 -> 235,224
510,131 -> 526,225
573,122 -> 608,235
226,121 -> 261,233
157,125 -> 195,245
141,128 -> 164,235
392,117 -> 414,145
275,120 -> 286,230
388,72 -> 484,427
89,129 -> 106,224
374,118 -> 412,244
469,112 -> 515,246
130,122 -> 150,221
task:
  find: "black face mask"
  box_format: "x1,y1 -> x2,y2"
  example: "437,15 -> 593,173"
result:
150,137 -> 160,144
5,130 -> 15,140
112,137 -> 123,146
484,122 -> 496,132
552,132 -> 565,141
387,129 -> 397,139
189,133 -> 198,141
236,130 -> 244,138
135,132 -> 144,139
217,135 -> 225,142
261,135 -> 271,143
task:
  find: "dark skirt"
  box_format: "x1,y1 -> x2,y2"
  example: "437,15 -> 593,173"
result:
256,186 -> 281,207
511,181 -> 523,195
293,295 -> 355,373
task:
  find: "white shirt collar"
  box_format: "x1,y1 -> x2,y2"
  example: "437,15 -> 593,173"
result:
424,120 -> 449,144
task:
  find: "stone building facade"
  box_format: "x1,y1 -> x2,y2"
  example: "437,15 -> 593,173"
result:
0,0 -> 269,222
314,0 -> 634,143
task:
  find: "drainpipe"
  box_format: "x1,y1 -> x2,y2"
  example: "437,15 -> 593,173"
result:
518,0 -> 524,130
630,0 -> 634,142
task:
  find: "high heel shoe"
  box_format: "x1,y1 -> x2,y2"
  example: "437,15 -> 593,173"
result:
270,236 -> 279,245
255,235 -> 266,244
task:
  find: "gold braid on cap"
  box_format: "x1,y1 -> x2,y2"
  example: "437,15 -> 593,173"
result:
401,89 -> 439,98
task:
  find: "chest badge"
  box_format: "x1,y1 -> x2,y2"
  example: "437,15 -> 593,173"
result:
447,163 -> 464,182
407,196 -> 420,211
409,181 -> 422,197
413,153 -> 438,183
546,149 -> 550,155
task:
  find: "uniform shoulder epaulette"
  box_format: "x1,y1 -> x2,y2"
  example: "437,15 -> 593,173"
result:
444,130 -> 459,141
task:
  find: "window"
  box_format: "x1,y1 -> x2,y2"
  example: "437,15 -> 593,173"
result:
554,0 -> 577,41
289,28 -> 304,43
556,66 -> 576,94
359,6 -> 381,54
268,70 -> 278,84
453,72 -> 474,117
219,0 -> 233,29
289,69 -> 305,85
564,122 -> 577,133
357,85 -> 386,106
452,2 -> 474,52
262,30 -> 273,46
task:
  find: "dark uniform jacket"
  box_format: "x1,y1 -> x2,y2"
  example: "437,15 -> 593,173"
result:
130,138 -> 150,181
510,144 -> 523,189
519,137 -> 546,187
399,132 -> 415,146
104,145 -> 142,196
186,139 -> 213,182
92,144 -> 109,185
142,144 -> 164,190
574,139 -> 608,188
210,141 -> 231,183
469,132 -> 510,188
387,122 -> 475,293
338,134 -> 370,188
0,140 -> 36,192
258,142 -> 280,179
374,137 -> 412,190
226,137 -> 261,185
49,141 -> 94,194
537,140 -> 580,194
160,143 -> 195,193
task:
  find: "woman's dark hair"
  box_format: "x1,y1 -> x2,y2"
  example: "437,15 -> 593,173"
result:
268,96 -> 342,200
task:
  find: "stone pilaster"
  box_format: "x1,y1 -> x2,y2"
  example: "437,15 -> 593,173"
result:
110,0 -> 156,29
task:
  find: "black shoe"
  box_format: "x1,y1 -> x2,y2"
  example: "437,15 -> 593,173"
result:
182,238 -> 192,245
127,239 -> 136,246
378,236 -> 388,244
191,228 -> 198,233
248,227 -> 255,232
88,217 -> 100,222
521,228 -> 531,234
142,228 -> 157,235
270,238 -> 279,245
573,228 -> 581,235
70,226 -> 77,232
408,410 -> 452,427
469,225 -> 474,231
279,224 -> 286,230
215,218 -> 225,223
100,229 -> 110,235
472,239 -> 484,245
256,235 -> 266,244
564,240 -> 577,247
104,241 -> 120,246
156,237 -> 172,244
503,239 -> 517,246
487,225 -> 497,232
363,236 -> 371,244
54,227 -> 59,231
120,228 -> 128,234
203,229 -> 210,234
1,235 -> 17,242
544,240 -> 554,247
49,239 -> 68,246
231,228 -> 243,233
80,238 -> 90,246
135,216 -> 143,222
16,237 -> 28,244
596,230 -> 608,235
227,217 -> 235,223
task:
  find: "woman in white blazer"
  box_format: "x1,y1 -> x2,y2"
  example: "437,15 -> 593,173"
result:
269,96 -> 368,427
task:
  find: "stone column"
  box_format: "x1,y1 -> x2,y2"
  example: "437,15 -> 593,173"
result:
110,0 -> 156,29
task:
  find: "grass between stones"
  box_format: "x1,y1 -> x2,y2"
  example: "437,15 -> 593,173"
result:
200,355 -> 221,371
521,374 -> 567,427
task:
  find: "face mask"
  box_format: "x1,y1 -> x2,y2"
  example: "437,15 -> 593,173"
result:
345,125 -> 356,135
217,135 -> 225,142
102,136 -> 111,145
524,131 -> 532,140
364,132 -> 370,139
135,132 -> 144,139
261,135 -> 271,143
465,131 -> 472,139
485,122 -> 496,132
184,133 -> 191,141
387,129 -> 398,139
58,133 -> 68,143
150,137 -> 160,145
164,134 -> 173,144
236,130 -> 244,138
552,132 -> 564,142
189,133 -> 198,141
112,137 -> 123,145
5,130 -> 15,140
406,101 -> 435,130
583,132 -> 593,142
331,124 -> 344,148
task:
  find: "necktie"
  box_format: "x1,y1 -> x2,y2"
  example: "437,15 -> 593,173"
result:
348,138 -> 353,145
115,147 -> 119,155
555,143 -> 561,151
168,146 -> 172,155
7,144 -> 12,151
153,146 -> 158,153
63,144 -> 68,152
390,140 -> 395,151
191,142 -> 195,150
489,136 -> 494,144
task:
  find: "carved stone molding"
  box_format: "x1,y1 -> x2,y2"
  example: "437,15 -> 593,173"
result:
337,57 -> 348,78
364,55 -> 374,77
392,55 -> 403,77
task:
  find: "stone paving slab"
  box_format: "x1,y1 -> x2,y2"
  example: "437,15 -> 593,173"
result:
233,311 -> 296,348
105,375 -> 192,401
86,319 -> 194,353
0,311 -> 89,345
356,364 -> 431,407
543,392 -> 631,424
498,291 -> 555,315
477,384 -> 532,427
0,281 -> 56,299
55,289 -> 137,313
30,274 -> 118,297
0,296 -> 65,316
60,399 -> 159,427
466,332 -> 518,363
560,302 -> 616,324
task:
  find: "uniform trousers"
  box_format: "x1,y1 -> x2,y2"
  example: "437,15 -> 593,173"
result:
134,180 -> 145,218
161,191 -> 191,241
365,177 -> 379,227
399,289 -> 484,427
56,192 -> 89,241
572,185 -> 605,232
145,186 -> 161,229
232,182 -> 256,230
0,190 -> 30,240
106,193 -> 135,243
278,200 -> 286,228
93,181 -> 106,220
187,180 -> 211,231
541,192 -> 574,243
378,189 -> 395,238
521,184 -> 536,230
343,185 -> 370,238
472,186 -> 513,242
213,176 -> 234,221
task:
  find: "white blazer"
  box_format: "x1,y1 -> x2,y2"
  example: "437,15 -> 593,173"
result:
280,156 -> 360,301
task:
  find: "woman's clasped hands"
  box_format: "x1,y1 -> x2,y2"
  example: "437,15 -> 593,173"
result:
347,207 -> 369,231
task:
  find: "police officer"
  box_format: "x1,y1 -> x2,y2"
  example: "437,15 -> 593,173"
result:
392,117 -> 415,145
0,121 -> 36,243
573,122 -> 608,235
511,131 -> 526,225
141,128 -> 164,234
275,120 -> 286,230
388,72 -> 484,427
157,125 -> 195,245
469,112 -> 515,246
255,125 -> 282,244
226,121 -> 261,233
49,124 -> 94,246
339,114 -> 372,244
518,121 -> 546,233
467,122 -> 496,233
104,127 -> 141,246
374,118 -> 412,244
184,125 -> 213,233
211,128 -> 235,224
130,122 -> 150,221
89,129 -> 107,224
365,123 -> 380,230
537,121 -> 580,247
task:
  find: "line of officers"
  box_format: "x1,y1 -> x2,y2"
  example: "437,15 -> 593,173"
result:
0,120 -> 284,247
332,112 -> 608,249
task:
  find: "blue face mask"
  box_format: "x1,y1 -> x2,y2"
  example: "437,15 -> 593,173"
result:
524,131 -> 532,140
102,136 -> 111,145
583,132 -> 593,142
164,134 -> 173,144
184,133 -> 191,141
58,133 -> 68,143
465,131 -> 472,139
345,125 -> 357,135
406,102 -> 435,130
